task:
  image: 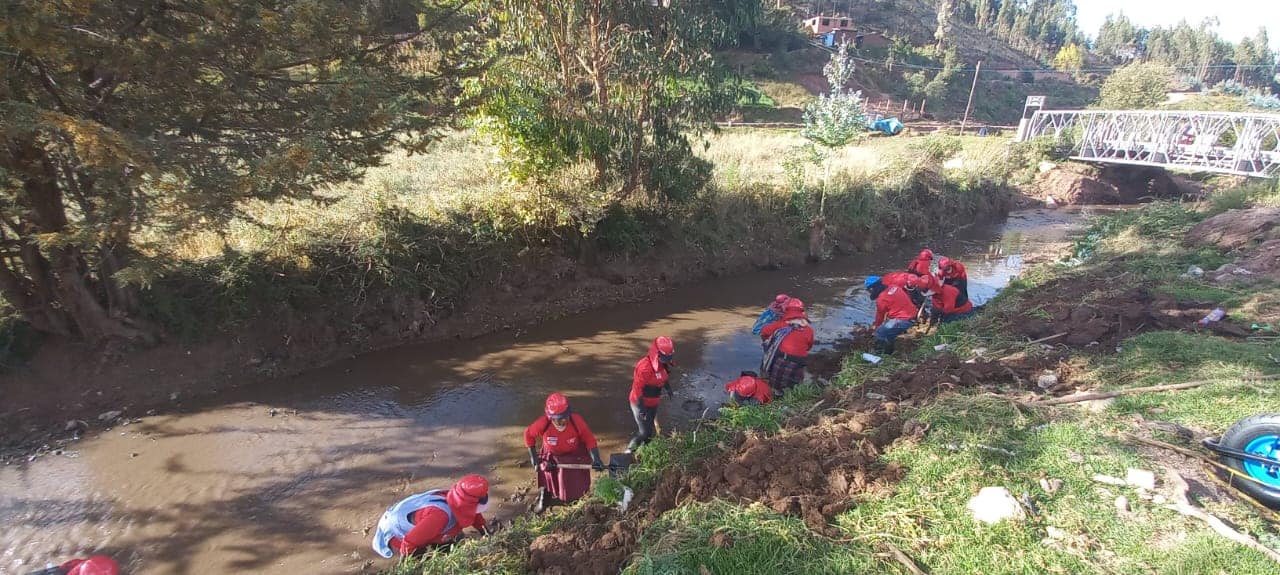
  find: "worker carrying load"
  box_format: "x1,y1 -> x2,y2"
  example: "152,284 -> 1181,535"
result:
936,256 -> 969,307
628,336 -> 676,452
760,298 -> 815,397
372,474 -> 491,558
867,275 -> 920,355
525,393 -> 604,509
724,370 -> 773,406
917,275 -> 975,323
25,556 -> 119,575
752,294 -> 791,335
906,248 -> 934,276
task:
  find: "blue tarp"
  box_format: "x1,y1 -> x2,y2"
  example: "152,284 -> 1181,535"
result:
867,117 -> 904,136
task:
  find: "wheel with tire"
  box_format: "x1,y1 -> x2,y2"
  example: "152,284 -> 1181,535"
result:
1218,413 -> 1280,509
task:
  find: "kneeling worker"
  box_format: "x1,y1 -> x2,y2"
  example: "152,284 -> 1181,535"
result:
936,256 -> 969,307
525,393 -> 604,508
725,370 -> 773,406
372,475 -> 490,558
919,274 -> 975,323
868,275 -> 918,355
760,299 -> 814,396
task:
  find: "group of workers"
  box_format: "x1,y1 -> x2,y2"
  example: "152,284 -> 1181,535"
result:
370,249 -> 974,559
867,249 -> 974,354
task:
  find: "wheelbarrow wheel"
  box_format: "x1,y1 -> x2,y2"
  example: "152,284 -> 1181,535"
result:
1218,413 -> 1280,509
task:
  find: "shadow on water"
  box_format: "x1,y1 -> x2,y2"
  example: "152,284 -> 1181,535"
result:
0,207 -> 1101,575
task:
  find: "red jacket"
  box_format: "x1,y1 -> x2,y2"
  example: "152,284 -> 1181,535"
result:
932,283 -> 974,315
524,413 -> 598,456
937,261 -> 968,282
882,271 -> 912,288
725,374 -> 773,404
760,310 -> 815,357
629,340 -> 671,408
874,285 -> 918,327
391,505 -> 486,554
906,256 -> 932,276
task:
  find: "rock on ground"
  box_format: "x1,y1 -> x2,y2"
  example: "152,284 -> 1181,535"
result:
967,486 -> 1026,524
1186,207 -> 1280,250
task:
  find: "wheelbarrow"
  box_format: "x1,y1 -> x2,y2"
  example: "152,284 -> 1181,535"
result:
1203,413 -> 1280,510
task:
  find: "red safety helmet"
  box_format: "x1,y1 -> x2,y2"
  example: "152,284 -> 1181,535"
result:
655,336 -> 675,363
545,392 -> 570,419
61,556 -> 120,575
938,256 -> 953,271
784,298 -> 805,313
919,248 -> 934,260
774,293 -> 791,305
737,376 -> 759,397
447,474 -> 489,509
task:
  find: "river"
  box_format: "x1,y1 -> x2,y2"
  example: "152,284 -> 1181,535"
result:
1,207 -> 1099,575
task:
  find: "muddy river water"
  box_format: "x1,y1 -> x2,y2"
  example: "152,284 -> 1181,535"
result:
1,208 -> 1103,574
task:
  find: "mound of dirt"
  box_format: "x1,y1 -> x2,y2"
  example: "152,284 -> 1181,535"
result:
1031,164 -> 1193,206
1001,282 -> 1250,346
1213,239 -> 1280,284
1186,207 -> 1280,250
527,502 -> 640,575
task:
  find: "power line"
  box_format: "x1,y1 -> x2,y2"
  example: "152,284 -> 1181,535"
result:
844,52 -> 1280,74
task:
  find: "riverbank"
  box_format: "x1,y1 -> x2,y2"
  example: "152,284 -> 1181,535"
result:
393,179 -> 1280,575
1,132 -> 1021,451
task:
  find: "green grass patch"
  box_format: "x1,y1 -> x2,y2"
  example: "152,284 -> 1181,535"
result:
626,500 -> 877,575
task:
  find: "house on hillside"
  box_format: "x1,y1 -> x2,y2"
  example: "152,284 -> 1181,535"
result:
803,15 -> 853,35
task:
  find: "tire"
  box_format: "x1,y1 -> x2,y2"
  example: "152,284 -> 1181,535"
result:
1218,413 -> 1280,509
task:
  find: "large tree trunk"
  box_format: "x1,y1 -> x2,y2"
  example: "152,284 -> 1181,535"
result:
12,141 -> 158,345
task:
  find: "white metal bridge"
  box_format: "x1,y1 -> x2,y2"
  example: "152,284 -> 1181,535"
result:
1019,110 -> 1280,177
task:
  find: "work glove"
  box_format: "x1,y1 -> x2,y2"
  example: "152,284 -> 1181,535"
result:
590,447 -> 605,471
528,447 -> 539,469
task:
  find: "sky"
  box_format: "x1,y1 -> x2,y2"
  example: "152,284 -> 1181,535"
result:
1073,0 -> 1280,51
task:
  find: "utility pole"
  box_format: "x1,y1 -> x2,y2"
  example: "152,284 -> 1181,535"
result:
960,60 -> 982,134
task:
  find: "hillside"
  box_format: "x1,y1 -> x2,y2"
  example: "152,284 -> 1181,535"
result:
727,1 -> 1099,125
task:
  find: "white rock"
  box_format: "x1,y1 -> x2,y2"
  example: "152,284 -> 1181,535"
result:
619,487 -> 634,513
943,157 -> 965,170
1186,265 -> 1204,277
1039,477 -> 1064,494
967,486 -> 1027,524
1115,495 -> 1130,513
1038,161 -> 1057,173
1045,526 -> 1067,540
1125,468 -> 1157,491
1153,494 -> 1167,504
97,410 -> 123,423
1091,474 -> 1126,486
1036,373 -> 1059,390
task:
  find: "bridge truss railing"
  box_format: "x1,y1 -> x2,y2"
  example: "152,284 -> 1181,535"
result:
1022,109 -> 1280,178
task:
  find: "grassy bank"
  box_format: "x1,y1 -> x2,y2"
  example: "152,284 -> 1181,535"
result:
61,132 -> 1018,348
392,179 -> 1280,575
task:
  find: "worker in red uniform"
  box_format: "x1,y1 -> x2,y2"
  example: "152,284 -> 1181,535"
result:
27,556 -> 119,575
867,272 -> 925,307
871,275 -> 920,355
372,474 -> 490,558
525,393 -> 604,508
918,274 -> 975,323
627,336 -> 675,452
724,370 -> 773,406
760,298 -> 815,397
906,248 -> 934,276
936,256 -> 969,307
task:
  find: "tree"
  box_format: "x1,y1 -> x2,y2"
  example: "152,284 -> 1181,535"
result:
793,42 -> 865,260
1094,13 -> 1146,64
1052,43 -> 1084,76
0,0 -> 482,344
473,0 -> 737,200
1098,62 -> 1174,109
935,0 -> 956,50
